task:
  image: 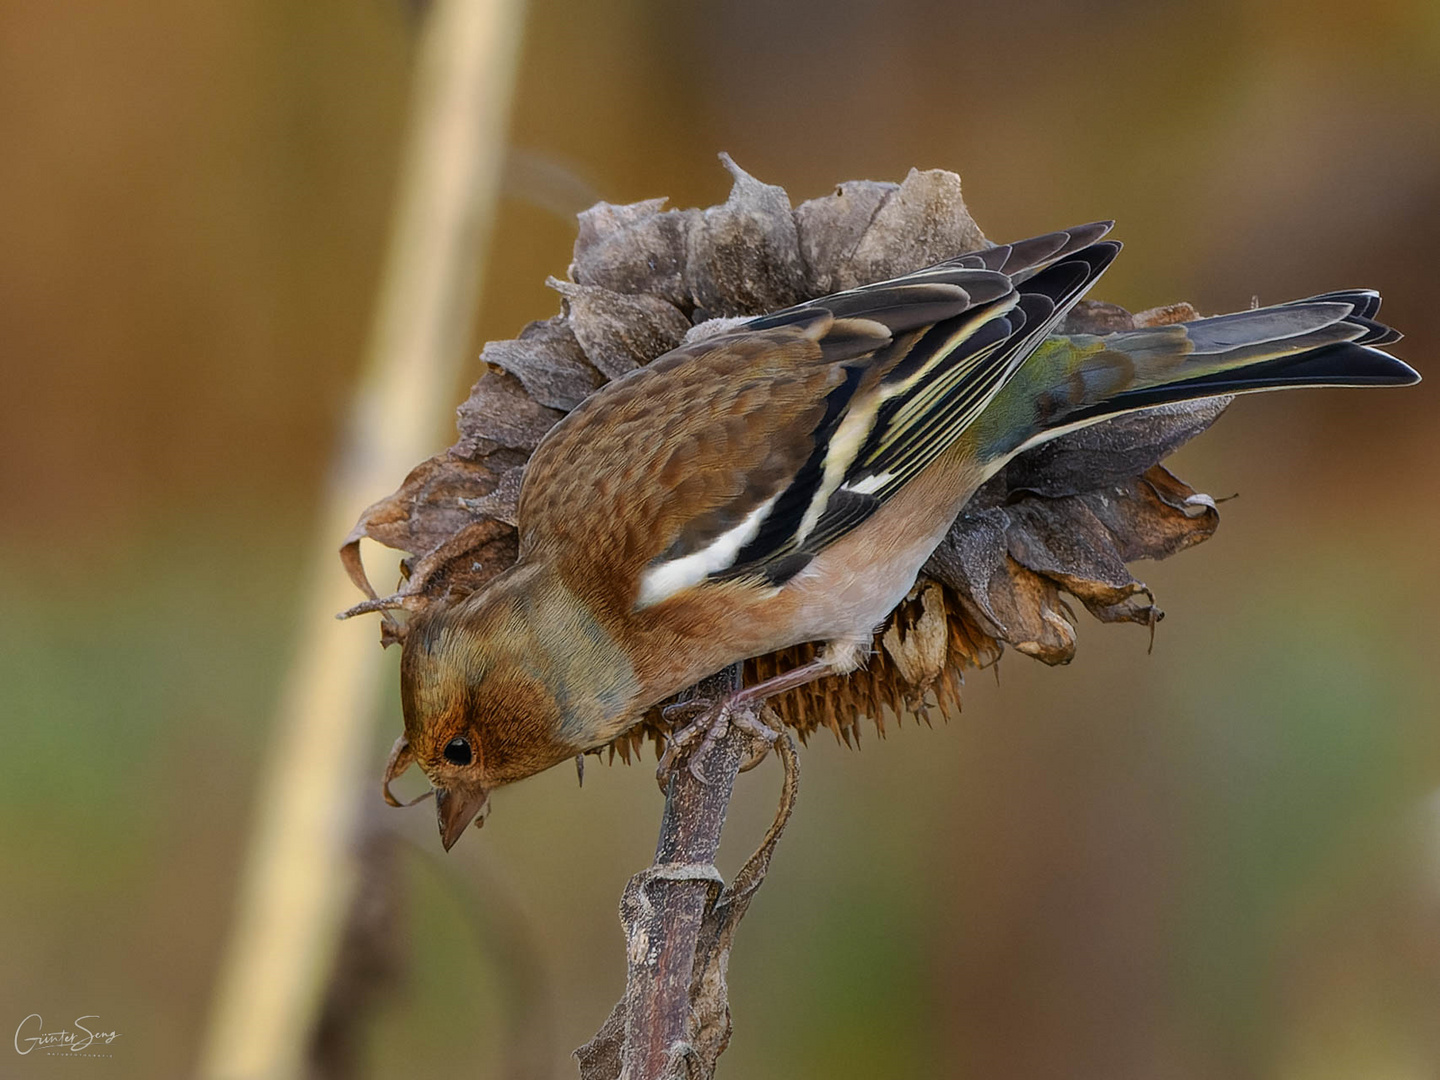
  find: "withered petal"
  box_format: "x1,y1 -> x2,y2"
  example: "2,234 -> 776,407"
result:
481,315 -> 604,411
1000,396 -> 1231,499
549,279 -> 690,380
1134,301 -> 1202,327
1061,299 -> 1137,335
456,369 -> 564,453
844,167 -> 988,288
684,153 -> 806,318
570,197 -> 698,308
793,179 -> 898,295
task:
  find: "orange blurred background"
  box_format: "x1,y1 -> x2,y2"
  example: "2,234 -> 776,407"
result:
4,0 -> 1440,1077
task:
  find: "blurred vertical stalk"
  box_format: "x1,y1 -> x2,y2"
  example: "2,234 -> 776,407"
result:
198,0 -> 526,1076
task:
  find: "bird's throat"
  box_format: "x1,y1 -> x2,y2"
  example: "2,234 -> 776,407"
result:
524,570 -> 643,748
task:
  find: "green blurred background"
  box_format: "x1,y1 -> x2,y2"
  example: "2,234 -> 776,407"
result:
4,0 -> 1440,1076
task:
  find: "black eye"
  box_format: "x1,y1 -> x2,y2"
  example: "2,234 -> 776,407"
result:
443,737 -> 472,766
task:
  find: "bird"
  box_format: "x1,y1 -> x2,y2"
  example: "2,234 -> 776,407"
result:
384,221 -> 1419,849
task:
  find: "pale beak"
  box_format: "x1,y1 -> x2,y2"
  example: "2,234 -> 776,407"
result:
435,783 -> 490,851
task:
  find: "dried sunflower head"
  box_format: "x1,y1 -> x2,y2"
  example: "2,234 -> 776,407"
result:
341,156 -> 1230,751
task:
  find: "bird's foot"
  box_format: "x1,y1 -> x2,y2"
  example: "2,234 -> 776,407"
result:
659,698 -> 711,727
658,696 -> 779,787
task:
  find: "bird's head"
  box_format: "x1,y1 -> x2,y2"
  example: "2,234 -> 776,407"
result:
387,564 -> 640,849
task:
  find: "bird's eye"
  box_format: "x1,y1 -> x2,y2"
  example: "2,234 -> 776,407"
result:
443,737 -> 473,766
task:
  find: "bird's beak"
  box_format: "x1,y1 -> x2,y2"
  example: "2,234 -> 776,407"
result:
435,783 -> 490,851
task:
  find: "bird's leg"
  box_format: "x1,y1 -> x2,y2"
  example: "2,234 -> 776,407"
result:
732,655 -> 837,706
659,652 -> 841,784
658,697 -> 781,785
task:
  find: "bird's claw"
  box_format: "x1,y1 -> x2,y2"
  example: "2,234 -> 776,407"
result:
656,707 -> 708,788
657,697 -> 781,790
660,699 -> 711,725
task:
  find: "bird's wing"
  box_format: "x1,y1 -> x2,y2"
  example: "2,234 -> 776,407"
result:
519,224 -> 1118,607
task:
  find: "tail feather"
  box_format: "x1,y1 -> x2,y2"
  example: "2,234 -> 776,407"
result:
1169,302 -> 1359,353
980,288 -> 1418,464
1282,289 -> 1401,345
1061,340 -> 1417,425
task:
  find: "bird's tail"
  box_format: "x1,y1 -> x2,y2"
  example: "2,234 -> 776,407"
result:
980,290 -> 1419,463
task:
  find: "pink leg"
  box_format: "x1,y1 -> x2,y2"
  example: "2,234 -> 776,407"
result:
732,657 -> 834,705
659,657 -> 835,783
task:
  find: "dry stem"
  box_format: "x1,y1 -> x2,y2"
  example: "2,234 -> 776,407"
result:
578,666 -> 802,1080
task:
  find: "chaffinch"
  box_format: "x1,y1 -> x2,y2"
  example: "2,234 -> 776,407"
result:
385,221 -> 1418,849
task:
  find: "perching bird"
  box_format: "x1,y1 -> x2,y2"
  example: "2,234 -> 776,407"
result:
387,222 -> 1418,849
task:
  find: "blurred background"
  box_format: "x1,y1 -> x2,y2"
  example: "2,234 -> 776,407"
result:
4,0 -> 1440,1076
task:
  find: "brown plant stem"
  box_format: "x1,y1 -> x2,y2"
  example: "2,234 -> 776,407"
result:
578,666 -> 802,1080
633,670 -> 746,1078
